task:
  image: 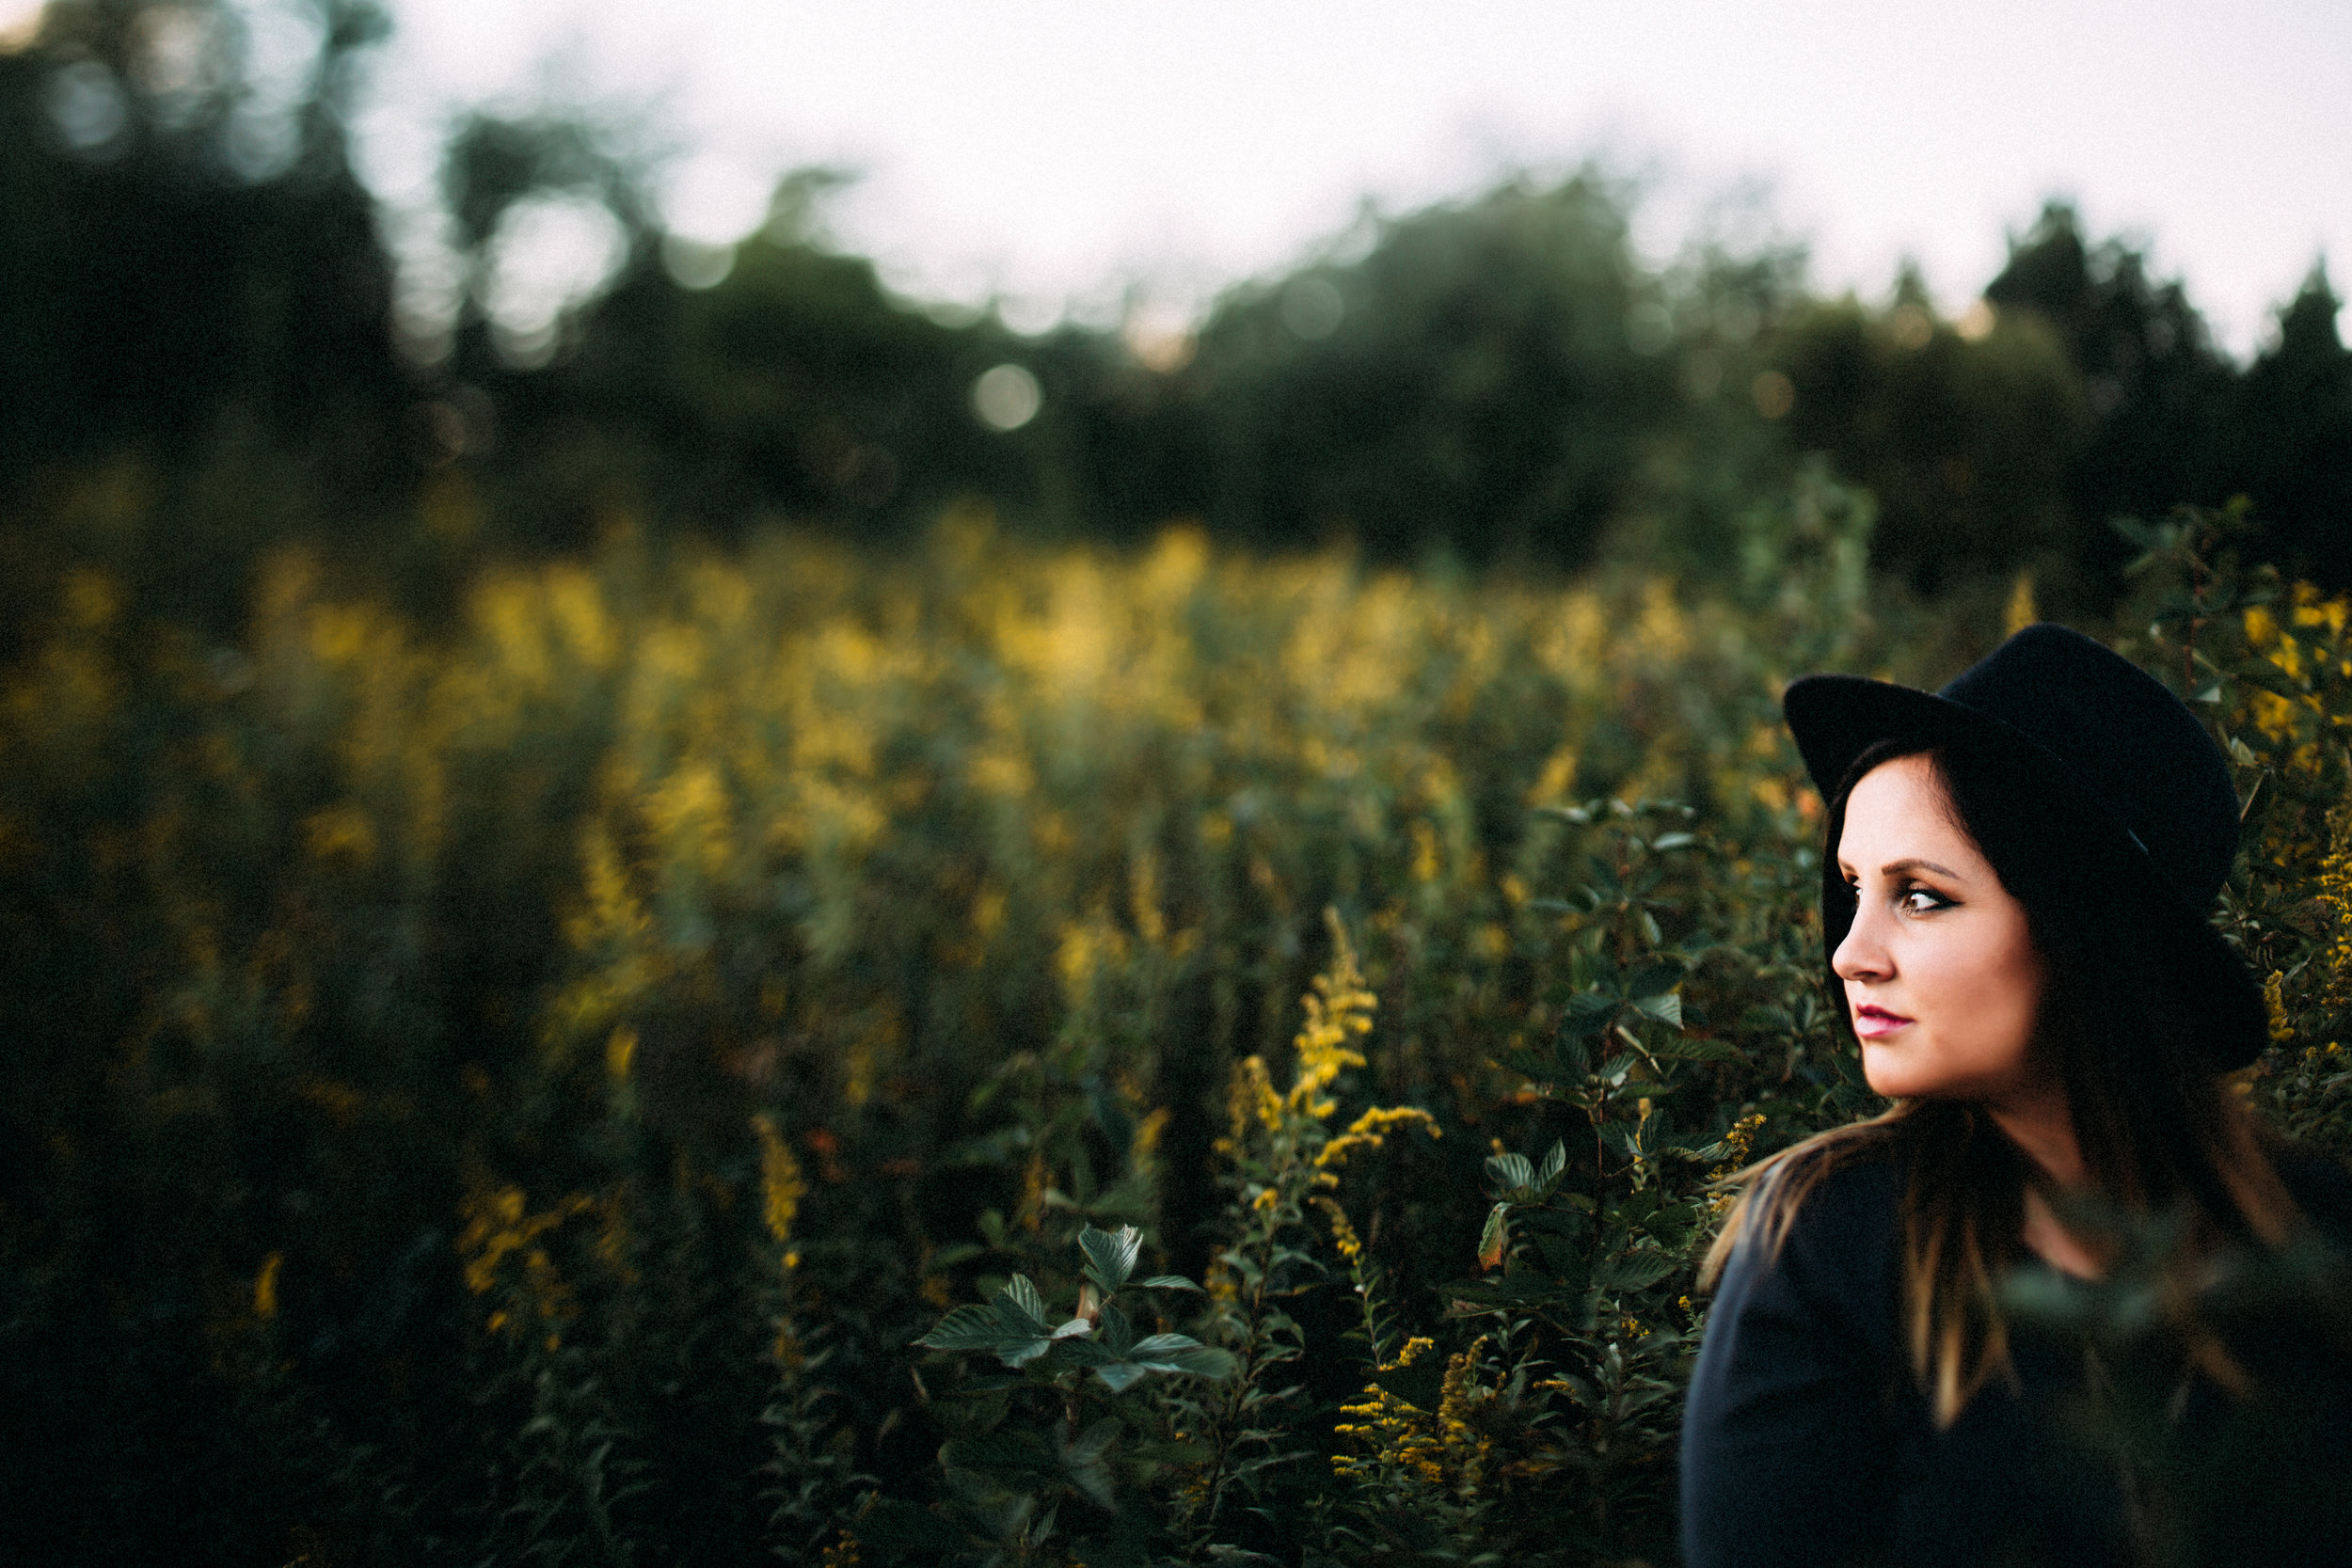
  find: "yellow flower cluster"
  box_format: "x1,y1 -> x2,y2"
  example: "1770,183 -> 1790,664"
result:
456,1180 -> 594,1345
1313,1105 -> 1442,1177
1331,1336 -> 1493,1492
752,1112 -> 808,1256
2320,811 -> 2352,1009
1226,1053 -> 1286,1143
1388,1336 -> 1436,1370
1705,1111 -> 1771,1216
1706,1112 -> 1768,1184
1287,911 -> 1376,1119
457,1183 -> 591,1296
2240,590 -> 2352,761
1312,1195 -> 1365,1264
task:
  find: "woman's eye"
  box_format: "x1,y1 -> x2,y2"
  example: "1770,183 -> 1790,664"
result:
1897,886 -> 1953,913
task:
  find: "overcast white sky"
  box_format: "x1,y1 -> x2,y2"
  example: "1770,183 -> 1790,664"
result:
357,0 -> 2350,355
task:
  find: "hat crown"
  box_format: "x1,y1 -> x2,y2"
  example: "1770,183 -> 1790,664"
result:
1932,625 -> 2238,908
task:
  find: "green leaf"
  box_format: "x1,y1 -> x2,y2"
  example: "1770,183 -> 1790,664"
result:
914,1304 -> 1010,1352
1479,1203 -> 1510,1271
1128,1335 -> 1238,1378
1093,1361 -> 1151,1394
1595,1251 -> 1678,1292
1127,1331 -> 1204,1359
1564,990 -> 1621,1035
1092,1336 -> 1236,1392
983,1279 -> 1056,1366
1654,1036 -> 1743,1064
1551,1028 -> 1593,1080
1486,1151 -> 1534,1193
1536,1139 -> 1567,1187
1066,1418 -> 1118,1467
1060,1417 -> 1121,1508
1137,1274 -> 1204,1291
997,1274 -> 1052,1331
993,1329 -> 1054,1369
1097,1299 -> 1136,1358
1077,1223 -> 1143,1294
1630,990 -> 1683,1029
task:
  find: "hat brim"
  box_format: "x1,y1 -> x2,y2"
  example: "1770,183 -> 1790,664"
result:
1785,672 -> 2145,856
1784,673 -> 2266,1071
1785,673 -> 2029,804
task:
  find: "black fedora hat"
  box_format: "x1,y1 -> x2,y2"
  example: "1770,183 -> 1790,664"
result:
1784,622 -> 2264,1069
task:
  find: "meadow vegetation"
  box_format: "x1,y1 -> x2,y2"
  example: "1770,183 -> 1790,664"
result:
9,483 -> 2352,1564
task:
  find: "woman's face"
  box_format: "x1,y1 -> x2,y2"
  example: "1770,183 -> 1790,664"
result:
1832,752 -> 2046,1106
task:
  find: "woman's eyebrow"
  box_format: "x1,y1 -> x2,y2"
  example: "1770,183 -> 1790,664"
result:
1879,857 -> 1961,879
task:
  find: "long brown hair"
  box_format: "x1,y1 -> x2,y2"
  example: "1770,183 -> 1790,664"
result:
1704,736 -> 2298,1425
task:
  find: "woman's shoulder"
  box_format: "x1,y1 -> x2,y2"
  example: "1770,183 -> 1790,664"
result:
1747,1123 -> 1905,1225
1723,1131 -> 1906,1305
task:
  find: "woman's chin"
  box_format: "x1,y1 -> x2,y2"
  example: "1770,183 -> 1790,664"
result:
1858,1042 -> 1924,1100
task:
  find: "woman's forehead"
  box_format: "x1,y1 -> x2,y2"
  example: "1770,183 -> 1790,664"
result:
1836,755 -> 1977,865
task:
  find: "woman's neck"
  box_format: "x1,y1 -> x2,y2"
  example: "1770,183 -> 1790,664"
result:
1988,1097 -> 2088,1190
1985,1088 -> 2102,1278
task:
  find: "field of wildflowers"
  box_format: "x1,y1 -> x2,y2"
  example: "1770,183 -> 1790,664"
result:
6,483 -> 2352,1565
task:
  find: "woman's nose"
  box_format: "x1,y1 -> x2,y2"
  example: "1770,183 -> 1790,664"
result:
1832,908 -> 1892,984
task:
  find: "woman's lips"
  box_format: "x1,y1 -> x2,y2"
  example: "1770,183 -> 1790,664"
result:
1852,1005 -> 1913,1039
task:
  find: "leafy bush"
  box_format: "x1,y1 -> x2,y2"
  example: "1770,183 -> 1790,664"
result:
4,487 -> 2349,1563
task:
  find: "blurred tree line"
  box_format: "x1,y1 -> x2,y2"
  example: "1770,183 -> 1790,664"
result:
2,0 -> 2347,631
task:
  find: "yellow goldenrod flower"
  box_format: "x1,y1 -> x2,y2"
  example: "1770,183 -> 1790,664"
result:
752,1113 -> 808,1247
1313,1105 -> 1440,1170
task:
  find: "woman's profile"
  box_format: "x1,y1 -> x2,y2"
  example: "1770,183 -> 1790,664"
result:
1680,623 -> 2352,1568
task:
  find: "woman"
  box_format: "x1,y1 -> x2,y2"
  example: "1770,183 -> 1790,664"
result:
1680,624 -> 2352,1568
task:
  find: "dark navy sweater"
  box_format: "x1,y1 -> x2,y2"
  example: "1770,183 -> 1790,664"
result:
1680,1146 -> 2352,1568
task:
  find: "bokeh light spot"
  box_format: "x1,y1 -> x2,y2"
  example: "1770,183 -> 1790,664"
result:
1123,302 -> 1196,372
0,0 -> 41,54
1625,300 -> 1676,356
997,295 -> 1062,336
1751,369 -> 1796,420
127,6 -> 217,99
47,60 -> 128,154
1280,277 -> 1343,340
481,192 -> 630,368
660,234 -> 736,291
973,364 -> 1041,431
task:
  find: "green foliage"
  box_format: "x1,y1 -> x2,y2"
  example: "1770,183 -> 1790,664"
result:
7,496 -> 2352,1563
892,1223 -> 1232,1565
